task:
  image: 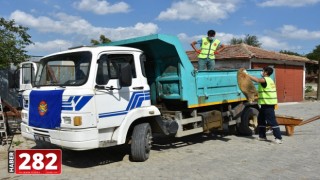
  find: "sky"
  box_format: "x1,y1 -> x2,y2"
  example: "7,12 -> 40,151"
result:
1,0 -> 320,56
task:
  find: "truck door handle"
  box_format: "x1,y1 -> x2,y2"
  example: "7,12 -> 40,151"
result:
133,86 -> 144,90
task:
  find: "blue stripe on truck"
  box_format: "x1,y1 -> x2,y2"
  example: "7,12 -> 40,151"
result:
99,91 -> 150,118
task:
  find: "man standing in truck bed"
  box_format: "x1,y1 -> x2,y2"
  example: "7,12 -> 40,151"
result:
191,30 -> 224,70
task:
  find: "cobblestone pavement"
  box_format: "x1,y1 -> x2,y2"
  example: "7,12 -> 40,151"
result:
1,101 -> 320,180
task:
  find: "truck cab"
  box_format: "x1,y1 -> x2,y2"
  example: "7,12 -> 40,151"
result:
21,45 -> 157,146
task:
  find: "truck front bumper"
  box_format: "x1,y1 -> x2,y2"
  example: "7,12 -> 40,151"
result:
21,122 -> 100,150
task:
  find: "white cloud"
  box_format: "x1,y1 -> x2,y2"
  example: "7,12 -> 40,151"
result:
279,25 -> 320,40
178,33 -> 202,44
26,40 -> 73,55
9,10 -> 158,41
216,32 -> 244,44
259,36 -> 289,49
178,32 -> 244,45
258,0 -> 320,7
157,0 -> 240,22
10,10 -> 158,55
73,0 -> 130,14
259,36 -> 302,51
53,5 -> 61,10
178,32 -> 302,52
181,31 -> 308,51
243,18 -> 256,26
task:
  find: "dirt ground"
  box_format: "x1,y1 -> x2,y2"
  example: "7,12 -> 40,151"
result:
305,90 -> 317,97
305,83 -> 318,98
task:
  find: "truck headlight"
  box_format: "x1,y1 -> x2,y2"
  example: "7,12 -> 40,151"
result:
63,117 -> 71,124
21,112 -> 28,122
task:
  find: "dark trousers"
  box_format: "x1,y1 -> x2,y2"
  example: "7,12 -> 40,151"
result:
258,105 -> 282,140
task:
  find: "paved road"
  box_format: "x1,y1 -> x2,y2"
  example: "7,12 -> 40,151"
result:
1,101 -> 320,179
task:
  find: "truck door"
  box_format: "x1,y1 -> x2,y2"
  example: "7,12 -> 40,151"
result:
19,62 -> 38,92
94,53 -> 147,128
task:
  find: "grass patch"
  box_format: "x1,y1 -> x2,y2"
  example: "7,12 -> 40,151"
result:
13,140 -> 23,146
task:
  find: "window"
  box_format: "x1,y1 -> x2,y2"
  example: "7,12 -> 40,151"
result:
96,54 -> 136,85
35,51 -> 91,86
21,63 -> 36,84
140,54 -> 147,77
96,55 -> 109,85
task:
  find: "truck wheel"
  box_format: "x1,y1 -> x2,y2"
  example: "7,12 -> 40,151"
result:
238,107 -> 259,136
131,123 -> 152,162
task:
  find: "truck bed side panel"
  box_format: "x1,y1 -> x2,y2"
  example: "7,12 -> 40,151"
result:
105,34 -> 262,108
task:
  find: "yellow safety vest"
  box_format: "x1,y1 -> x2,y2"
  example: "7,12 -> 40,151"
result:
258,77 -> 278,105
198,37 -> 220,59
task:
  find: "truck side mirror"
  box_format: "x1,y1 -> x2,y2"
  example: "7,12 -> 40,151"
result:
119,63 -> 132,87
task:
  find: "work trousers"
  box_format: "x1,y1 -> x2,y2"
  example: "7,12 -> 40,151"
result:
258,105 -> 282,140
198,58 -> 215,70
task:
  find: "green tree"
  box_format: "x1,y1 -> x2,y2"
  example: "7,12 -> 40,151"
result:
243,34 -> 261,47
306,45 -> 320,61
306,44 -> 320,100
91,35 -> 111,45
229,34 -> 261,47
0,17 -> 33,69
279,50 -> 301,56
305,45 -> 320,74
229,37 -> 243,45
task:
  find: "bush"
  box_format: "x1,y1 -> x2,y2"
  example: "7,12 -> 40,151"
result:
305,85 -> 314,93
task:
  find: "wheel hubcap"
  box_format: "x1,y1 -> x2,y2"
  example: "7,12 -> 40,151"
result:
145,131 -> 152,153
249,115 -> 258,131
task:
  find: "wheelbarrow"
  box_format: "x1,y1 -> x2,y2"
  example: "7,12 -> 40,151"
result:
275,115 -> 320,136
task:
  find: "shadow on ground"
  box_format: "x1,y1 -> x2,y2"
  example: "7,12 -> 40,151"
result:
31,141 -> 129,168
151,132 -> 232,151
28,132 -> 234,168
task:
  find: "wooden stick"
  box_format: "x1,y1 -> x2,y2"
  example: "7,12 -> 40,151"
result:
299,115 -> 320,126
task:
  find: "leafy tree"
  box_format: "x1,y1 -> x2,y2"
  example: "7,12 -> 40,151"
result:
306,45 -> 320,61
279,50 -> 301,56
230,37 -> 243,45
229,34 -> 261,47
91,35 -> 111,45
306,45 -> 320,74
0,17 -> 33,69
243,34 -> 261,47
306,44 -> 320,100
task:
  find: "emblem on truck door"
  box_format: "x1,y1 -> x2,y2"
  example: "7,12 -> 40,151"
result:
38,100 -> 48,116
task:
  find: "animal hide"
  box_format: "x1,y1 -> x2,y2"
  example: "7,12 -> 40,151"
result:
237,68 -> 258,103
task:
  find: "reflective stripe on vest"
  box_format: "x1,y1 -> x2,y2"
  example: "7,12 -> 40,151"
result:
258,77 -> 278,105
198,38 -> 220,59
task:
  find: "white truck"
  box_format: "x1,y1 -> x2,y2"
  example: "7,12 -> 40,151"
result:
20,34 -> 261,161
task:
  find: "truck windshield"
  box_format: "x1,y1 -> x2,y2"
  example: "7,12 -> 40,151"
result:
34,51 -> 92,87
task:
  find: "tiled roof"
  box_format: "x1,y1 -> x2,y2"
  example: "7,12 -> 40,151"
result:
187,43 -> 310,62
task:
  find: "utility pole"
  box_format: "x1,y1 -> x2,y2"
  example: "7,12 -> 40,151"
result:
318,59 -> 320,100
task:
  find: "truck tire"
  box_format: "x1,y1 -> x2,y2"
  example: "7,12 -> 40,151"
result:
131,123 -> 152,162
238,107 -> 259,136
